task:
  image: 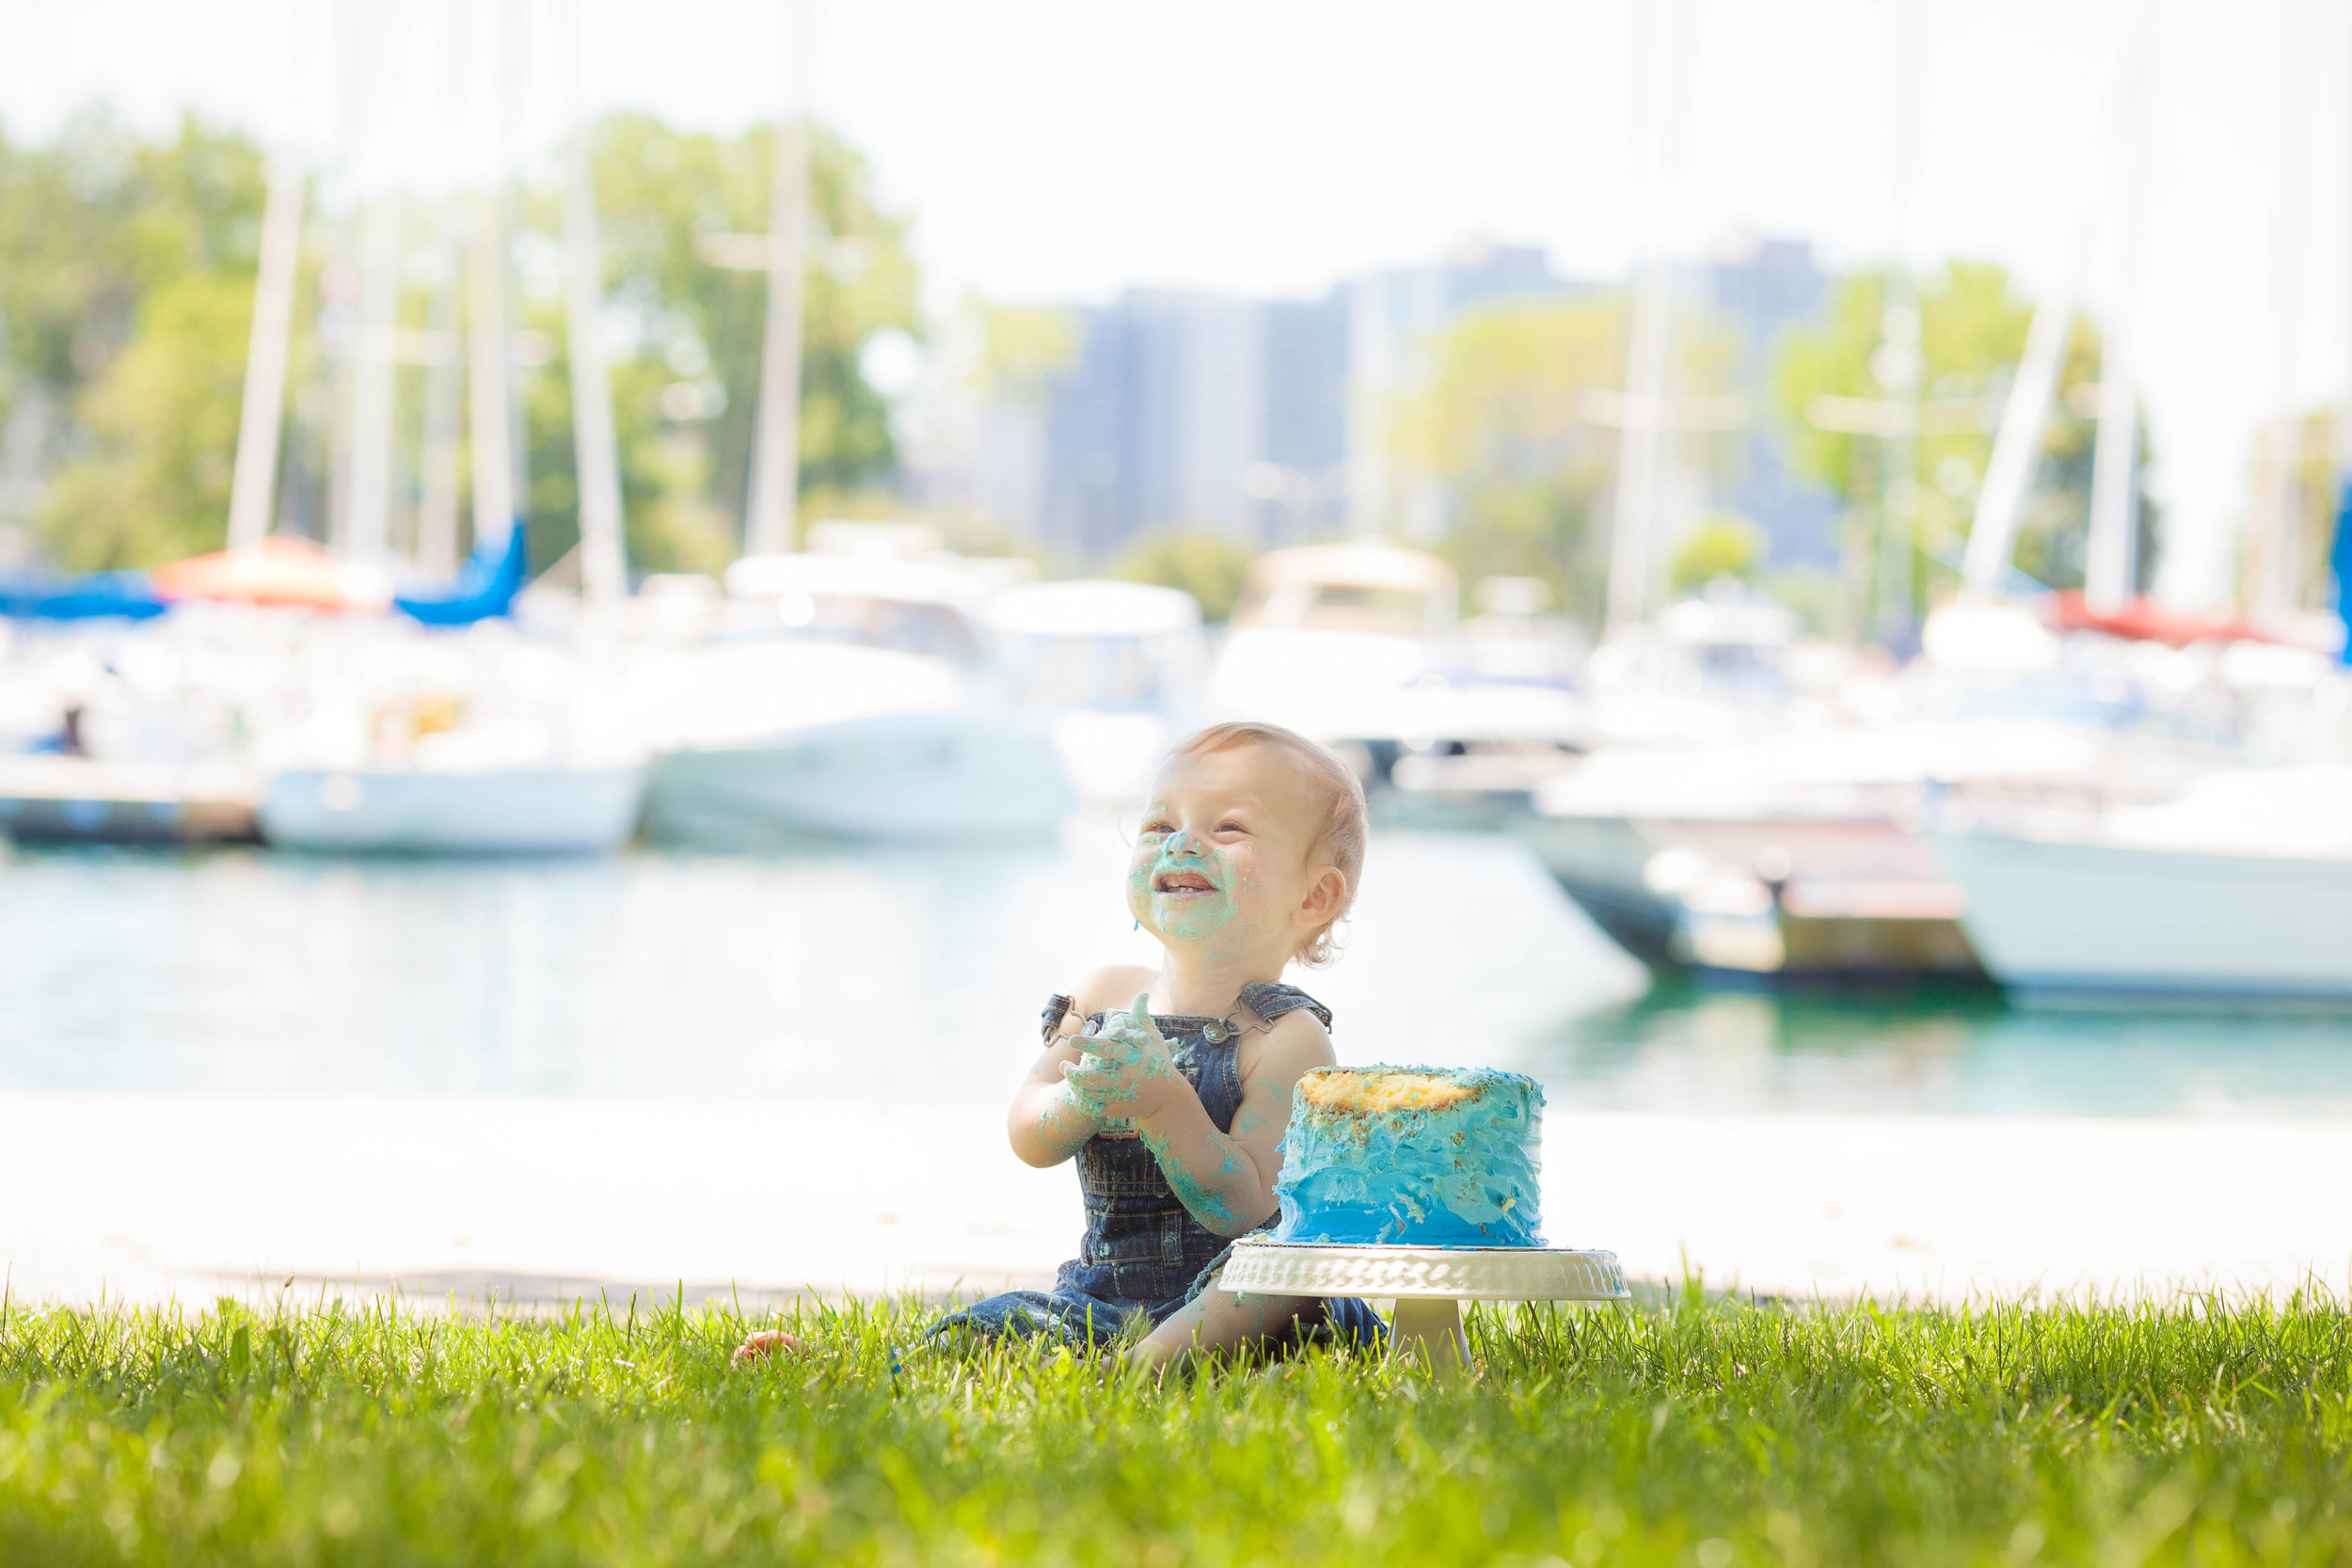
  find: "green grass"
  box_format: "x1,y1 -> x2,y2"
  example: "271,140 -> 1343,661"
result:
2,1286 -> 2348,1565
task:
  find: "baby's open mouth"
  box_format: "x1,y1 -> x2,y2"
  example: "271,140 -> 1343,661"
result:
1152,869 -> 1217,895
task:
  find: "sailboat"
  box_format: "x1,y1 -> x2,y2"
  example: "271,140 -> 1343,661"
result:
244,8 -> 645,857
1918,9 -> 2352,1001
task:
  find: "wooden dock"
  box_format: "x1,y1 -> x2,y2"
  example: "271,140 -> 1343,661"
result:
0,756 -> 260,846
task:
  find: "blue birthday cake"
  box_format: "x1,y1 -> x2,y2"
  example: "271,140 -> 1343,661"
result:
1271,1066 -> 1546,1247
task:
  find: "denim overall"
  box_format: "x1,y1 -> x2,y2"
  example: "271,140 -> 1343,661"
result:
930,980 -> 1385,1353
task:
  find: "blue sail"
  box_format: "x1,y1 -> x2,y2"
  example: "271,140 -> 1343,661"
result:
393,524 -> 529,626
0,571 -> 167,621
2335,479 -> 2352,668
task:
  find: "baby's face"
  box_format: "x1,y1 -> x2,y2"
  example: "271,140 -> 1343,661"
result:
1128,744 -> 1329,962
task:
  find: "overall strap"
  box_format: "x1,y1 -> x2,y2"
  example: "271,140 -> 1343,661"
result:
1041,993 -> 1075,1045
1236,981 -> 1332,1032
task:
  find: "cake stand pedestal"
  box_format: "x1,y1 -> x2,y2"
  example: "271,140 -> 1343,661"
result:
1216,1241 -> 1629,1378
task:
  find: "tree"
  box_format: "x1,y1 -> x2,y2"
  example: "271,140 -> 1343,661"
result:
1382,299 -> 1616,624
1772,261 -> 2122,616
1114,531 -> 1256,624
1383,295 -> 1736,627
0,106 -> 922,578
40,273 -> 254,569
1670,513 -> 1767,594
0,112 -> 265,569
519,114 -> 923,576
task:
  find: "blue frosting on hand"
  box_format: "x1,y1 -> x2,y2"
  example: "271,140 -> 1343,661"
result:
1271,1066 -> 1545,1248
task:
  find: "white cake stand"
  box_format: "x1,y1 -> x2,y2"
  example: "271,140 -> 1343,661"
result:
1217,1239 -> 1629,1376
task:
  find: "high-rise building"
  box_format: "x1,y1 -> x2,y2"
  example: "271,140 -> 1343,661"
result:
961,238 -> 1835,575
1005,245 -> 1579,564
1025,288 -> 1349,563
1692,235 -> 1841,568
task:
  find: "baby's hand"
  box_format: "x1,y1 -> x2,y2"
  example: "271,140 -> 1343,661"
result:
1061,993 -> 1184,1120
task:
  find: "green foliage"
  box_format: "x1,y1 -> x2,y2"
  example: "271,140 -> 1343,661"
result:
1387,297 -> 1740,631
1384,299 -> 1618,627
1772,261 -> 2106,613
1,1291 -> 2347,1564
39,273 -> 254,571
0,112 -> 265,569
1114,531 -> 1257,622
0,108 -> 918,578
977,304 -> 1082,404
520,114 -> 923,575
1669,514 -> 1768,594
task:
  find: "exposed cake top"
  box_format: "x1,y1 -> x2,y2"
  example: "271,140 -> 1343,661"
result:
1293,1065 -> 1535,1119
1295,1068 -> 1482,1116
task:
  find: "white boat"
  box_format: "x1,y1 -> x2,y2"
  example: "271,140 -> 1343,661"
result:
636,544 -> 1075,845
644,710 -> 1073,845
984,578 -> 1205,809
1930,768 -> 2352,1002
1209,542 -> 1587,807
260,762 -> 645,854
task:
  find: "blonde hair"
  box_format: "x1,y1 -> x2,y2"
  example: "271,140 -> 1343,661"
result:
1167,721 -> 1367,967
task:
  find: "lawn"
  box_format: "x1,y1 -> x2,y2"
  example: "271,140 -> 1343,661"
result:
0,1286 -> 2345,1564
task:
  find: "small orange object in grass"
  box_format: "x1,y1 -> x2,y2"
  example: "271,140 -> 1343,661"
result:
730,1329 -> 806,1368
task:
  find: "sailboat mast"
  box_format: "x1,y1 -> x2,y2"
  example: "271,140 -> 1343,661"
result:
1875,0 -> 1924,643
744,0 -> 811,558
415,0 -> 469,578
345,0 -> 402,574
467,193 -> 516,558
1602,0 -> 1692,641
227,152 -> 305,551
559,11 -> 628,606
2083,22 -> 2153,616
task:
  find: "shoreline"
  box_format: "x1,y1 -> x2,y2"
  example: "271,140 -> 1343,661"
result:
5,1094 -> 2345,1308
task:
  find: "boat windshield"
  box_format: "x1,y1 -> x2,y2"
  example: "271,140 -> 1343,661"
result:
1236,583 -> 1435,637
780,592 -> 985,667
996,631 -> 1174,713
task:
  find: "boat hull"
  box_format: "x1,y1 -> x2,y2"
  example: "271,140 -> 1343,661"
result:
1518,810 -> 1985,982
259,766 -> 646,855
1514,811 -> 1683,968
1931,830 -> 2352,1002
644,712 -> 1075,847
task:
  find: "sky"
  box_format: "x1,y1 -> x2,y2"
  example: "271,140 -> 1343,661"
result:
1,0 -> 2344,605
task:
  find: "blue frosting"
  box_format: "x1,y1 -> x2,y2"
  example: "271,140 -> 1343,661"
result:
1271,1065 -> 1545,1247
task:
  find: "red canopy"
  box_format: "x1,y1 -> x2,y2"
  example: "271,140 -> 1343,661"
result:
151,538 -> 389,611
2042,591 -> 2273,649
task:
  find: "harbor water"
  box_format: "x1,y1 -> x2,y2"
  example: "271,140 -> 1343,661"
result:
8,821 -> 2345,1120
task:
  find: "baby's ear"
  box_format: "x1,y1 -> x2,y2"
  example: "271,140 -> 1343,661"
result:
1297,866 -> 1345,920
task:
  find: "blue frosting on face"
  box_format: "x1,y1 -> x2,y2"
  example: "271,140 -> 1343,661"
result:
1271,1065 -> 1545,1248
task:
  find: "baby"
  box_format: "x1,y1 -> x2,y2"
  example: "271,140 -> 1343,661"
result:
984,719 -> 1383,1365
739,720 -> 1381,1370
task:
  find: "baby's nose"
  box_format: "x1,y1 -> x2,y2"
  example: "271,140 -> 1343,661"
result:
1165,829 -> 1202,856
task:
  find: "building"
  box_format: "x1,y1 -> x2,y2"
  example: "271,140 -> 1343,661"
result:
962,238 -> 1834,574
1692,236 -> 1842,569
1021,288 -> 1349,563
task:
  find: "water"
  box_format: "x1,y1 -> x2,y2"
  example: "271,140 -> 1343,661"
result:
7,826 -> 2348,1118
